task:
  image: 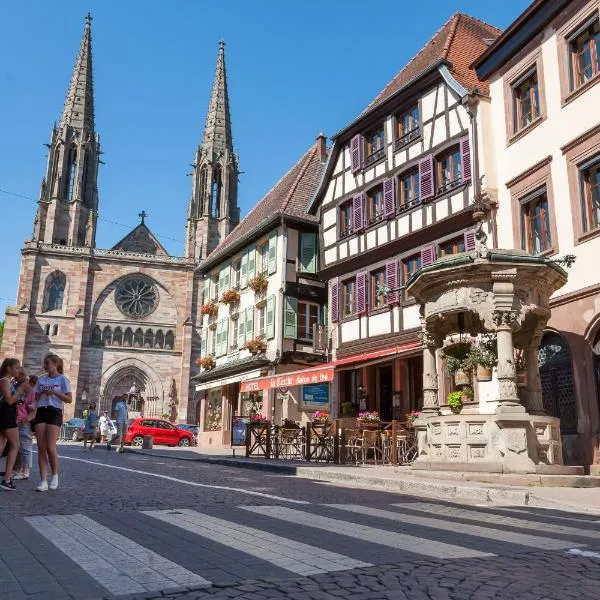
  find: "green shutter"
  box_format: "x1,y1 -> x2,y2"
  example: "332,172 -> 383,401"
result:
223,264 -> 231,290
238,311 -> 246,348
266,295 -> 275,340
322,304 -> 328,329
204,277 -> 211,303
284,296 -> 298,339
240,252 -> 248,288
247,247 -> 256,280
268,231 -> 277,275
245,306 -> 254,341
300,233 -> 318,273
223,319 -> 229,353
200,328 -> 207,357
216,320 -> 223,356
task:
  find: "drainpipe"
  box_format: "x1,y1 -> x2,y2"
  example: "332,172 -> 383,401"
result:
272,215 -> 287,421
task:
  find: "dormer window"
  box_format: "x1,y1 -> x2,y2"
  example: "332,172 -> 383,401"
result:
396,105 -> 420,149
364,126 -> 385,167
366,185 -> 385,226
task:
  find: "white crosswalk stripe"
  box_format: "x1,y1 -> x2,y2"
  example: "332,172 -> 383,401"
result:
143,508 -> 371,576
391,502 -> 600,540
241,506 -> 495,559
25,514 -> 210,596
329,504 -> 583,550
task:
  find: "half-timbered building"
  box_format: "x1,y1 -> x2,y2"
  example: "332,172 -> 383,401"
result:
308,14 -> 500,421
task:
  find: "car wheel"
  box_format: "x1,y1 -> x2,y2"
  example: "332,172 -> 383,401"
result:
178,437 -> 190,447
71,430 -> 79,442
131,436 -> 144,447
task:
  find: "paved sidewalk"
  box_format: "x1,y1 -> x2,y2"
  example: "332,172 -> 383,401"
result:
128,446 -> 600,515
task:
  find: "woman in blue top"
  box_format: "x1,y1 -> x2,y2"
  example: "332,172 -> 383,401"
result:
83,401 -> 98,451
34,354 -> 72,492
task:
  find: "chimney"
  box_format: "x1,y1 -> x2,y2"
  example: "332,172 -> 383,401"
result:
315,132 -> 327,162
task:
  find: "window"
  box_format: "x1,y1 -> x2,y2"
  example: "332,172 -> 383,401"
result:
212,275 -> 219,301
365,126 -> 385,166
44,271 -> 66,312
231,317 -> 239,349
520,188 -> 552,254
513,70 -> 540,132
342,279 -> 355,317
439,236 -> 465,256
581,157 -> 600,232
569,19 -> 600,90
403,254 -> 422,282
67,147 -> 77,200
370,269 -> 386,310
340,201 -> 353,238
211,165 -> 222,218
396,105 -> 420,148
398,169 -> 420,211
366,186 -> 385,226
210,326 -> 217,355
259,243 -> 269,274
233,260 -> 241,289
257,305 -> 266,337
436,146 -> 462,193
298,301 -> 320,340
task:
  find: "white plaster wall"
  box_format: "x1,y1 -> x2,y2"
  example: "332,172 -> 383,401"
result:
403,305 -> 420,329
322,207 -> 337,229
341,319 -> 360,342
369,311 -> 391,336
324,248 -> 337,265
323,227 -> 337,247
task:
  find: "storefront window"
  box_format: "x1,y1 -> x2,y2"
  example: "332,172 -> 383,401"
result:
240,391 -> 263,416
204,390 -> 223,431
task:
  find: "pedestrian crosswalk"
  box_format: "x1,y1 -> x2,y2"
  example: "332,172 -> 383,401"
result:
17,501 -> 600,598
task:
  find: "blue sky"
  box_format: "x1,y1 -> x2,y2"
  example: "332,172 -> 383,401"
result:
0,0 -> 528,318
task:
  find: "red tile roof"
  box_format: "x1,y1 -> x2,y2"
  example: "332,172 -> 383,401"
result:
364,13 -> 502,113
203,138 -> 327,267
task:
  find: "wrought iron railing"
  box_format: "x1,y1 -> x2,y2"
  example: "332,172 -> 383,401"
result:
395,127 -> 420,150
364,147 -> 385,167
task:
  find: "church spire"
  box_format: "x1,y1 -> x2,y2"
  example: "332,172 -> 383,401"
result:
201,39 -> 233,154
60,13 -> 95,135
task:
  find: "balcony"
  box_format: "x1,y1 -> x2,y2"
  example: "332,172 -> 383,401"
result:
364,147 -> 385,168
395,126 -> 420,151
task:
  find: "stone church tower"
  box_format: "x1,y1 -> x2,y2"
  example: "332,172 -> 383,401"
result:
185,41 -> 240,261
1,16 -> 240,424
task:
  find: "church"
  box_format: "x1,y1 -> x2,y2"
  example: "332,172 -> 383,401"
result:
0,15 -> 240,423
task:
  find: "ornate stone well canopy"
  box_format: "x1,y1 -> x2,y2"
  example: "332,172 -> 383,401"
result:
404,239 -> 579,474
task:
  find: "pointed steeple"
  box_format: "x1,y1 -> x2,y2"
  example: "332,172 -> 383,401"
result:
60,12 -> 94,135
201,39 -> 233,154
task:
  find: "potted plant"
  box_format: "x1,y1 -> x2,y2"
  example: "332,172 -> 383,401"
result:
196,355 -> 215,370
200,301 -> 219,317
250,413 -> 268,423
282,418 -> 300,429
442,342 -> 473,386
248,272 -> 268,293
311,410 -> 331,425
471,333 -> 497,382
514,348 -> 528,387
220,288 -> 240,305
357,411 -> 381,428
447,388 -> 473,414
405,410 -> 421,427
245,336 -> 267,355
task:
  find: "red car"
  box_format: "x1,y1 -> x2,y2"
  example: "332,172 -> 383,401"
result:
125,418 -> 194,447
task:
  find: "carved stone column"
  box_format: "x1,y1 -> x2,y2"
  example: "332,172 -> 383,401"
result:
420,329 -> 440,416
526,328 -> 545,414
493,310 -> 525,414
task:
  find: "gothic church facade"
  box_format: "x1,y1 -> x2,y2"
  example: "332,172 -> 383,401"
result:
1,16 -> 239,422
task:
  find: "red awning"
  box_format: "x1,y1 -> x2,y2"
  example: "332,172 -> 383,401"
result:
332,341 -> 421,367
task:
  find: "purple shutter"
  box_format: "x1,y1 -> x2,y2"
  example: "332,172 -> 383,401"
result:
356,272 -> 367,314
331,283 -> 339,323
460,136 -> 472,183
386,261 -> 398,305
350,135 -> 364,174
464,230 -> 476,252
421,245 -> 436,267
383,178 -> 396,218
419,154 -> 434,200
353,193 -> 364,232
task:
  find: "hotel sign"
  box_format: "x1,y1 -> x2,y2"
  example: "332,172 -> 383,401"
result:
240,367 -> 334,393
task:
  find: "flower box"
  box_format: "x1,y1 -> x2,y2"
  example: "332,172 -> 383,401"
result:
357,411 -> 380,425
200,301 -> 219,317
248,273 -> 268,293
245,337 -> 267,355
220,288 -> 240,305
196,356 -> 215,370
311,410 -> 331,426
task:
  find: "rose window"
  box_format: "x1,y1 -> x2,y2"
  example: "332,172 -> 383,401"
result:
115,277 -> 158,318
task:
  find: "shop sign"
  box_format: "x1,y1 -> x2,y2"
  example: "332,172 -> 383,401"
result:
302,383 -> 329,408
240,367 -> 334,393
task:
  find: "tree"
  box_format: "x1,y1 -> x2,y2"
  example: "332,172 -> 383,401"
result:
0,321 -> 4,349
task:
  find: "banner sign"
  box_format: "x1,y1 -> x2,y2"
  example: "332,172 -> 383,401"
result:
240,367 -> 334,393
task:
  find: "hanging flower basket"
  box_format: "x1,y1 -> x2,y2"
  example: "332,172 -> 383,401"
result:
220,288 -> 240,305
248,272 -> 268,293
201,301 -> 219,317
454,369 -> 471,387
476,365 -> 493,381
245,336 -> 267,355
196,356 -> 215,370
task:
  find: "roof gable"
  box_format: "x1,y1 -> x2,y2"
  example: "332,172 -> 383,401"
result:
111,223 -> 169,256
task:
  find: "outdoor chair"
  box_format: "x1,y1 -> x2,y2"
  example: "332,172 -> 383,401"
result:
361,429 -> 382,464
343,429 -> 362,464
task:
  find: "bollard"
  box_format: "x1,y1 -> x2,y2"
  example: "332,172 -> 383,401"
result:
142,435 -> 153,450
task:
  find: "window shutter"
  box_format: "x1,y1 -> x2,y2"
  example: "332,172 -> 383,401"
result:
245,306 -> 254,342
222,319 -> 229,354
200,328 -> 207,357
421,245 -> 436,267
386,261 -> 398,305
268,231 -> 277,275
419,154 -> 434,200
215,320 -> 222,356
464,230 -> 476,252
356,272 -> 367,314
240,252 -> 248,288
353,193 -> 364,232
204,277 -> 211,304
284,296 -> 298,338
460,136 -> 472,183
238,311 -> 246,348
266,295 -> 275,339
383,178 -> 396,218
247,247 -> 256,280
331,283 -> 339,323
300,232 -> 318,273
350,134 -> 364,174
223,264 -> 231,290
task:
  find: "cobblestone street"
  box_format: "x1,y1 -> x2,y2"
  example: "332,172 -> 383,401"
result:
1,446 -> 599,600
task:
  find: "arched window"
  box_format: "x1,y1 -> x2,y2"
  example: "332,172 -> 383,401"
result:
538,331 -> 576,433
155,330 -> 164,349
66,146 -> 77,200
52,324 -> 59,336
144,329 -> 154,348
210,165 -> 222,218
123,328 -> 133,347
113,327 -> 123,346
91,326 -> 101,345
44,271 -> 66,312
165,330 -> 175,350
134,328 -> 144,347
45,324 -> 51,336
102,326 -> 112,346
199,166 -> 208,215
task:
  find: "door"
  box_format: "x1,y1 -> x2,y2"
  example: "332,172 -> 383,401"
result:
379,366 -> 393,421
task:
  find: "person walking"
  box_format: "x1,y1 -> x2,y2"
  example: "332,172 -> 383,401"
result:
34,354 -> 72,492
13,374 -> 37,481
99,411 -> 109,443
0,359 -> 31,491
113,394 -> 128,453
82,402 -> 98,451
